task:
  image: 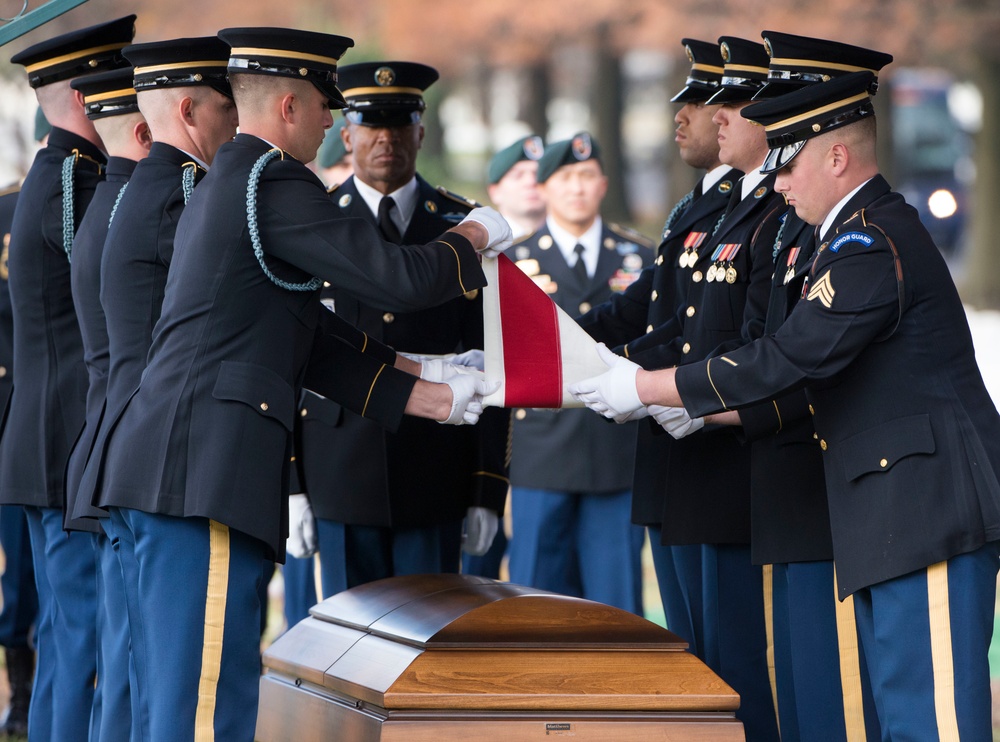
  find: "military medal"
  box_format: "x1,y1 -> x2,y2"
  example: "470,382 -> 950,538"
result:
783,246 -> 801,285
678,251 -> 691,269
680,231 -> 707,270
725,266 -> 738,284
707,243 -> 726,282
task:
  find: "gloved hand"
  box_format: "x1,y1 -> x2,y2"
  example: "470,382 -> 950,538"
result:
611,406 -> 650,424
649,404 -> 705,439
450,348 -> 485,371
461,206 -> 513,258
286,493 -> 317,559
441,374 -> 501,425
462,506 -> 499,556
568,343 -> 644,421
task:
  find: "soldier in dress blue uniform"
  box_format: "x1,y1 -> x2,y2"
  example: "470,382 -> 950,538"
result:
702,33 -> 891,741
506,133 -> 652,614
2,16 -> 135,740
573,70 -> 1000,742
577,36 -> 738,659
86,28 -> 509,740
65,66 -> 150,742
0,182 -> 36,739
293,61 -> 511,596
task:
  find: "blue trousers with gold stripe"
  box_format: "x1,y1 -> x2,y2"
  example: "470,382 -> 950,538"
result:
767,561 -> 880,742
852,542 -> 999,742
110,508 -> 267,742
24,506 -> 98,742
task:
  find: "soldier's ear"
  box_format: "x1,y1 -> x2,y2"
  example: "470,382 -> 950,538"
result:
829,142 -> 849,176
135,120 -> 153,151
341,123 -> 352,154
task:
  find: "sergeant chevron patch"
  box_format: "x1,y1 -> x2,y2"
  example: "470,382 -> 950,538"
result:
806,269 -> 836,308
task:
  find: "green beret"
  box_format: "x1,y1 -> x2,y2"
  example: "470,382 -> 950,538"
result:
317,118 -> 347,169
487,135 -> 544,184
536,132 -> 601,183
34,107 -> 51,143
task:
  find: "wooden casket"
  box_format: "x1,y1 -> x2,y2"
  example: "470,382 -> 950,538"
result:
256,574 -> 743,741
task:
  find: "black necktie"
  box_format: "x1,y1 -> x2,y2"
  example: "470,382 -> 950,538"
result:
573,243 -> 588,283
377,195 -> 402,244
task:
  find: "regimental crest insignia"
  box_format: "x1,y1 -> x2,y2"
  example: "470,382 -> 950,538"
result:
806,269 -> 836,308
572,133 -> 592,161
338,194 -> 352,207
523,136 -> 544,160
374,66 -> 395,86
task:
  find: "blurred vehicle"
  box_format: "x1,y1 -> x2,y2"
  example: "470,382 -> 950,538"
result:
890,68 -> 976,254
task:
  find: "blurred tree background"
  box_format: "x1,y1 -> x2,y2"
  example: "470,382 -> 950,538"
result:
1,0 -> 999,296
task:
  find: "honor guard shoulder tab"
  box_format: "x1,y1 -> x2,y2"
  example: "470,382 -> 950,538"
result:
609,222 -> 654,249
436,186 -> 481,210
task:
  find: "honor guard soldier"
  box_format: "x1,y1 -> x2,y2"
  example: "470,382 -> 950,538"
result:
574,70 -> 1000,742
583,37 -> 785,740
65,65 -> 150,742
699,32 -> 891,741
577,36 -> 739,657
0,181 -> 36,739
87,26 -> 509,740
486,134 -> 547,240
506,133 -> 652,614
3,15 -> 135,740
293,60 -> 511,596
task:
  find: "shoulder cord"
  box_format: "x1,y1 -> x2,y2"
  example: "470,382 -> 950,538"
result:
61,153 -> 77,262
660,189 -> 693,239
246,148 -> 322,292
181,162 -> 198,205
771,218 -> 786,262
108,181 -> 129,228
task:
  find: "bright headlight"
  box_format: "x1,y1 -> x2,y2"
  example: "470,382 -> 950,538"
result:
928,189 -> 958,219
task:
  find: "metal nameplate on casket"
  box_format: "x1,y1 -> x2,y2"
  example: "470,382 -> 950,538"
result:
257,574 -> 744,741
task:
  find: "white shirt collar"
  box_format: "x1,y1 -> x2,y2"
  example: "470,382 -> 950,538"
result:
740,159 -> 768,201
702,164 -> 731,193
819,178 -> 873,241
353,175 -> 420,236
547,215 -> 603,276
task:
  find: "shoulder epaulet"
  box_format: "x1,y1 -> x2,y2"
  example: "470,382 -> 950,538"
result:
326,182 -> 340,195
0,183 -> 21,199
608,222 -> 654,249
436,185 -> 482,210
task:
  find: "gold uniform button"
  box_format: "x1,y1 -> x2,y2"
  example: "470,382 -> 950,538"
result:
682,342 -> 691,354
692,271 -> 703,283
820,439 -> 828,451
880,458 -> 888,468
813,432 -> 818,440
646,324 -> 654,334
323,281 -> 331,288
579,302 -> 591,314
651,290 -> 658,302
656,255 -> 664,265
686,305 -> 696,317
383,312 -> 395,324
260,402 -> 269,412
515,409 -> 527,420
0,366 -> 6,378
809,404 -> 815,415
300,408 -> 308,417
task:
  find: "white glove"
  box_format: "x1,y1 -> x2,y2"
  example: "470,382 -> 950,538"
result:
649,404 -> 705,439
442,374 -> 501,425
286,493 -> 317,559
568,343 -> 644,421
462,206 -> 513,258
449,349 -> 485,371
612,406 -> 651,424
462,506 -> 499,556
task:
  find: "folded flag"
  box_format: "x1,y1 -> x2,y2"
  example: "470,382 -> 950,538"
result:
482,253 -> 608,408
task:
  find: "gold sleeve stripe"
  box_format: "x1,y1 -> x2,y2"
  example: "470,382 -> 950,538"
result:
623,344 -> 630,359
832,571 -> 868,742
927,562 -> 960,741
761,565 -> 780,730
361,364 -> 387,418
473,471 -> 511,485
23,42 -> 127,73
436,240 -> 467,295
195,520 -> 230,741
705,357 -> 730,411
360,333 -> 369,354
772,400 -> 783,434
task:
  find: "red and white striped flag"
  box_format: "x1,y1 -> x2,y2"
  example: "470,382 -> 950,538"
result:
482,254 -> 608,408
